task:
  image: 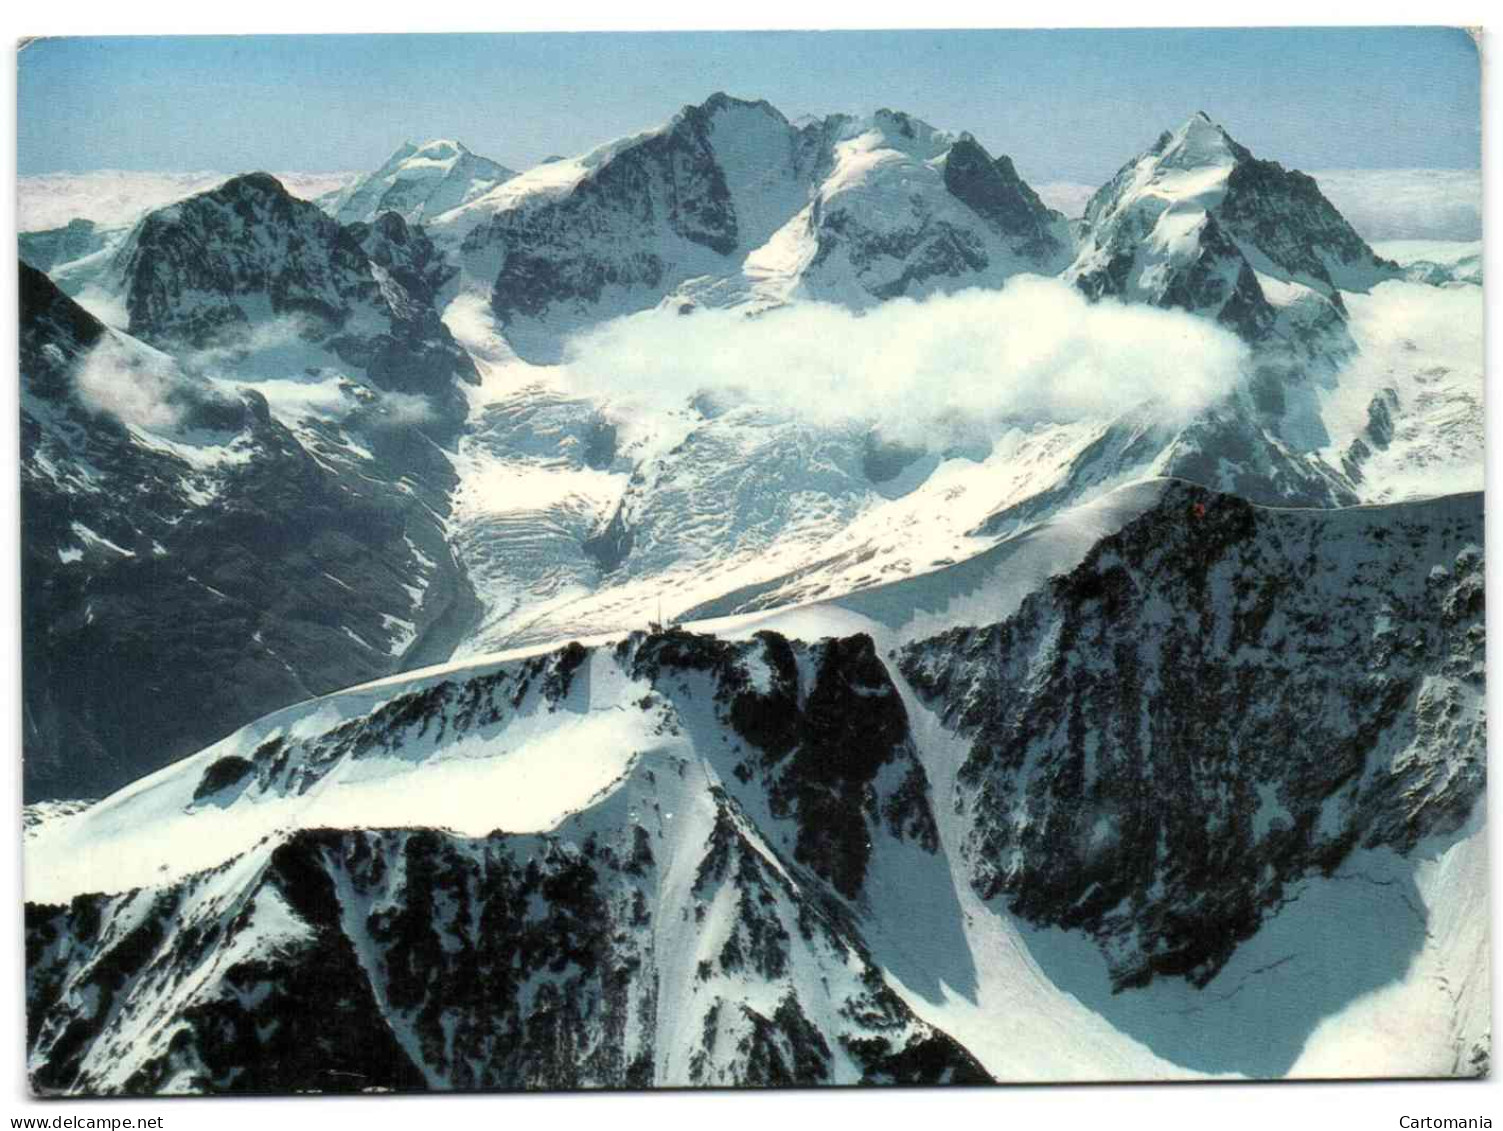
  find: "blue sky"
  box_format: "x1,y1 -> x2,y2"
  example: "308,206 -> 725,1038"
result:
18,28 -> 1481,184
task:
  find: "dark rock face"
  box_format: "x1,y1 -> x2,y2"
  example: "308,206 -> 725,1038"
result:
1342,387 -> 1401,483
122,174 -> 372,347
582,500 -> 635,574
1218,156 -> 1397,297
761,634 -> 937,897
19,263 -> 472,801
26,816 -> 985,1093
20,261 -> 106,397
1161,212 -> 1276,340
341,211 -> 479,417
477,98 -> 743,334
1156,406 -> 1359,508
942,136 -> 1064,259
902,483 -> 1484,990
631,628 -> 941,899
861,430 -> 927,484
26,842 -> 429,1096
353,211 -> 456,303
811,206 -> 988,301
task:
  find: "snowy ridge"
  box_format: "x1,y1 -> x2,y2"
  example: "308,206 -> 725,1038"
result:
23,483 -> 1487,1089
27,631 -> 988,1091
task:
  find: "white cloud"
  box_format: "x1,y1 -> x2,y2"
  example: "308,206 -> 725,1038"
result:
376,392 -> 437,427
180,312 -> 325,371
1035,182 -> 1098,219
74,332 -> 188,432
562,276 -> 1249,446
18,170 -> 356,232
1307,169 -> 1481,242
1038,169 -> 1481,242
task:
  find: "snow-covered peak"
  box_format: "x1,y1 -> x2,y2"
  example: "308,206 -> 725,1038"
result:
373,138 -> 476,176
813,109 -> 958,171
695,91 -> 791,127
865,108 -> 958,159
1154,111 -> 1245,172
430,94 -> 1068,358
426,128 -> 658,240
414,137 -> 468,157
395,138 -> 472,171
325,138 -> 516,226
385,140 -> 420,164
1071,111 -> 1397,354
1084,113 -> 1242,230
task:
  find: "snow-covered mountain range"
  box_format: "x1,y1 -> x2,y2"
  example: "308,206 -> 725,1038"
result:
24,483 -> 1487,1090
432,96 -> 1072,362
19,95 -> 1486,1092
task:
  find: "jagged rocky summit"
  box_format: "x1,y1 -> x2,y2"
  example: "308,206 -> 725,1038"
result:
116,173 -> 479,427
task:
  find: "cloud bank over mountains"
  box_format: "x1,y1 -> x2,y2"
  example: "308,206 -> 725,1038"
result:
1037,168 -> 1481,241
563,276 -> 1250,445
17,170 -> 356,232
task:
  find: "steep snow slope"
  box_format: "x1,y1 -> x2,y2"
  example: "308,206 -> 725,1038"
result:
24,484 -> 1486,1091
322,140 -> 516,226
